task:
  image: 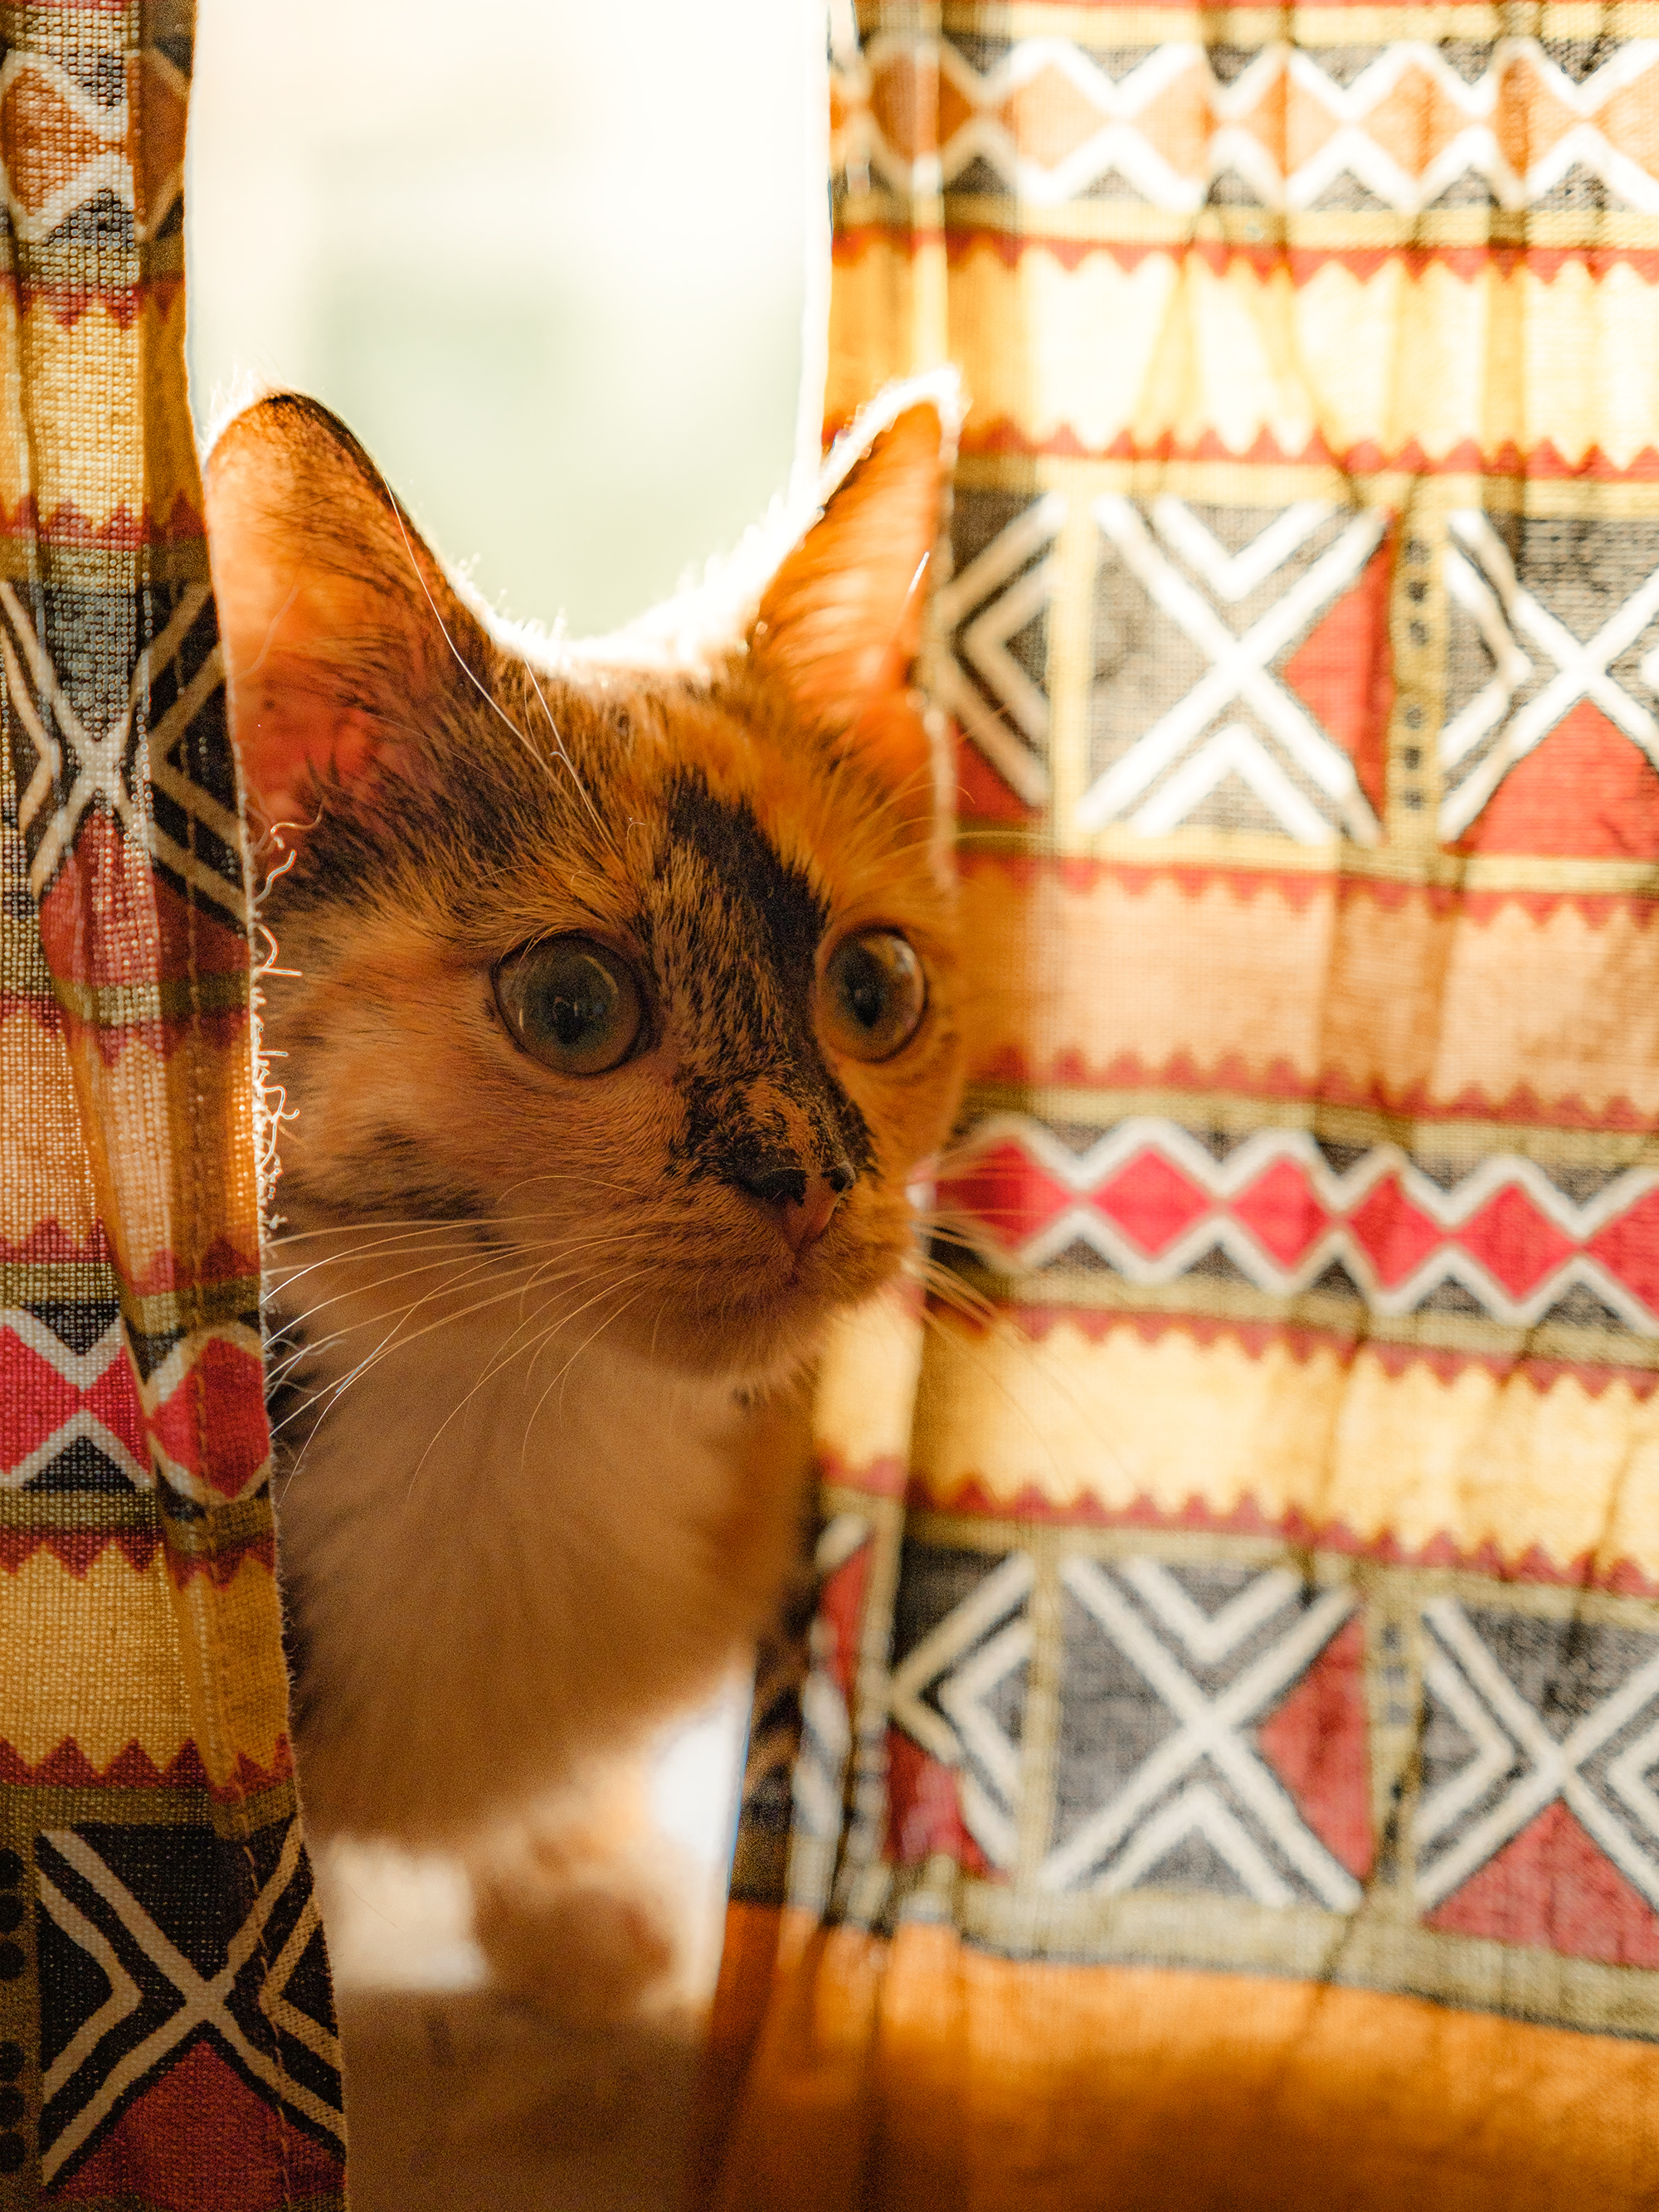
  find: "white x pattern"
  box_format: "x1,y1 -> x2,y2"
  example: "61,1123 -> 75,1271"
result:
1080,496 -> 1385,842
1043,1558 -> 1362,1907
1417,1598 -> 1659,1911
36,1823 -> 339,2183
0,581 -> 234,913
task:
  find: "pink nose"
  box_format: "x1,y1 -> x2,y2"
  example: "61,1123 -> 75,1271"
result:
780,1173 -> 844,1252
732,1159 -> 857,1247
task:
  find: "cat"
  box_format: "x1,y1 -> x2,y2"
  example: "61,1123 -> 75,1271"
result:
202,376 -> 964,2015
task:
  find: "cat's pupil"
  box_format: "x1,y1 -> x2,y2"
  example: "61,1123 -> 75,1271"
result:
842,951 -> 888,1031
547,965 -> 614,1046
819,930 -> 925,1063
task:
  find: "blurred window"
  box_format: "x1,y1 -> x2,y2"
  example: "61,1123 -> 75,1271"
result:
187,0 -> 815,636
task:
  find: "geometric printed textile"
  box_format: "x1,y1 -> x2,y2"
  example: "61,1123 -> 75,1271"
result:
0,2 -> 343,2202
699,2 -> 1659,2205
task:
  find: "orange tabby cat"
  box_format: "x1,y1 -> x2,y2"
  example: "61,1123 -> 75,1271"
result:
202,380 -> 963,2010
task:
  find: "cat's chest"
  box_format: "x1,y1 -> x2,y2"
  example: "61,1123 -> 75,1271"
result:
270,1293 -> 746,1576
265,1290 -> 770,1837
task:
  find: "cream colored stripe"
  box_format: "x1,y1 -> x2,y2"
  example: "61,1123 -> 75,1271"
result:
910,1312 -> 1659,1577
831,241 -> 1659,468
0,1548 -> 186,1771
815,1286 -> 928,1471
959,862 -> 1659,1119
0,291 -> 202,526
0,1547 -> 279,1777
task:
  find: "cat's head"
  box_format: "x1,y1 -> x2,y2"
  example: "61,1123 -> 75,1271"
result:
205,384 -> 964,1382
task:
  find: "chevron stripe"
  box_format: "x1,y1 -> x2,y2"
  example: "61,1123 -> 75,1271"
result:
845,32 -> 1659,216
940,1114 -> 1659,1331
0,49 -> 186,245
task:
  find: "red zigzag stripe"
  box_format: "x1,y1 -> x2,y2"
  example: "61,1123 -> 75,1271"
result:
0,1733 -> 292,1800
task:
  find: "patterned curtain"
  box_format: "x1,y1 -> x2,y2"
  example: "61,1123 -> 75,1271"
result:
699,2 -> 1659,2205
0,4 -> 343,2204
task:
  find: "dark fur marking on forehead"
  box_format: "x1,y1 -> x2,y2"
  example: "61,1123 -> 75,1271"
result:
659,771 -> 875,1189
664,771 -> 828,976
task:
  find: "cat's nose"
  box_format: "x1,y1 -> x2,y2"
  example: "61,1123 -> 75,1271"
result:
736,1159 -> 855,1250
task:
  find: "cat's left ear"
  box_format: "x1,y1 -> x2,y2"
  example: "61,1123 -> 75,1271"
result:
203,391 -> 489,841
750,374 -> 961,795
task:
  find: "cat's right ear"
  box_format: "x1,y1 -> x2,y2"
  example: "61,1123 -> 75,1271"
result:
204,393 -> 484,839
749,374 -> 961,798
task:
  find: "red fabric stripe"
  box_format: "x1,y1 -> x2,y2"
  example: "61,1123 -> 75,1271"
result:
837,226 -> 1659,289
922,1301 -> 1659,1398
898,1458 -> 1659,1592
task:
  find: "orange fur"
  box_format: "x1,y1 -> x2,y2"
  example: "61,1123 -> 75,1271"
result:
204,386 -> 963,2015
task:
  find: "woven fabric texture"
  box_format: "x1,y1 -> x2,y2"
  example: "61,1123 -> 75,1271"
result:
700,2 -> 1659,2204
0,4 -> 343,2204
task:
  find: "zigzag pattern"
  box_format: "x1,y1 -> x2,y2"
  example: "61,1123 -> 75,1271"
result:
843,33 -> 1659,218
939,1115 -> 1659,1331
0,1737 -> 291,1800
0,6 -> 332,2198
0,1306 -> 268,1509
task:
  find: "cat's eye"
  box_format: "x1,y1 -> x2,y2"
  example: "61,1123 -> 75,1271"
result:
492,936 -> 645,1076
819,929 -> 927,1062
